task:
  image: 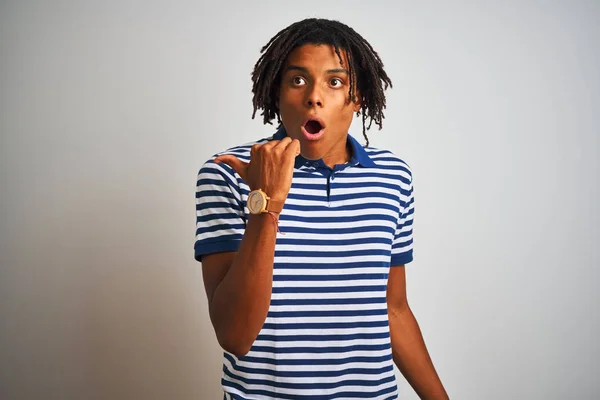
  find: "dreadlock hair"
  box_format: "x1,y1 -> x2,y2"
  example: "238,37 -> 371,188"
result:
251,18 -> 392,148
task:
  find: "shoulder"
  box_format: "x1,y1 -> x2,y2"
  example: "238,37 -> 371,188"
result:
363,146 -> 414,210
363,146 -> 413,185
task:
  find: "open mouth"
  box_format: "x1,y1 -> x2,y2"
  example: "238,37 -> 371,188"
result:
304,119 -> 323,134
302,116 -> 326,138
301,117 -> 326,141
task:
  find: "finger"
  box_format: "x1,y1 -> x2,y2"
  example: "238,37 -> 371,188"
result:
261,140 -> 279,151
273,137 -> 292,150
214,155 -> 249,177
250,143 -> 262,158
284,138 -> 301,158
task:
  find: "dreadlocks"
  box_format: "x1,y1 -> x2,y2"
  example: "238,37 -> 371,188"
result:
251,18 -> 392,148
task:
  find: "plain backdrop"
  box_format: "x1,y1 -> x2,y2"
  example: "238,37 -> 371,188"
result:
1,1 -> 599,399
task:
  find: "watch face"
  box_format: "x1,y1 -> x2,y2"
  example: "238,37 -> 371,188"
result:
248,191 -> 264,213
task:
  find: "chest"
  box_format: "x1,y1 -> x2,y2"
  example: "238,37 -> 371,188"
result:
271,169 -> 402,268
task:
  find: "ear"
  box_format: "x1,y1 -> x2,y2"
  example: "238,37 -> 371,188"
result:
353,97 -> 361,113
351,87 -> 362,112
274,91 -> 280,109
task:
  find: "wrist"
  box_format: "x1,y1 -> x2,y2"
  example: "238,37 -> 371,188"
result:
247,189 -> 285,214
249,210 -> 282,234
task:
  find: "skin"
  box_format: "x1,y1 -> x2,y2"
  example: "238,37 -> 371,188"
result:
203,43 -> 449,399
277,44 -> 361,169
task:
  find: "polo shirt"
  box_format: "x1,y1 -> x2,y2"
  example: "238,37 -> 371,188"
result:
194,127 -> 414,399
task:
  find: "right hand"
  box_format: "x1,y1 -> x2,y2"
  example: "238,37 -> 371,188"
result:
215,137 -> 300,201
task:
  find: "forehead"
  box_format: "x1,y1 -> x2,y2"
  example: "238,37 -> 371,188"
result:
283,43 -> 349,71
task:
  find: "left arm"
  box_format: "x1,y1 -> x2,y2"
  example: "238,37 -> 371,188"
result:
387,265 -> 449,400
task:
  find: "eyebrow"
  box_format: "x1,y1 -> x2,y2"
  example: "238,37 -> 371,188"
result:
284,65 -> 349,75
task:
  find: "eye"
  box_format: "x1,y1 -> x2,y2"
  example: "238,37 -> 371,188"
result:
292,77 -> 306,85
330,78 -> 343,87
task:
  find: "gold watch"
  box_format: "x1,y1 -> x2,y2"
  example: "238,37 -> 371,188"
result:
247,189 -> 284,215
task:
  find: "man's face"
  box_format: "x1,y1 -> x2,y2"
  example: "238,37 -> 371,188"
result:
278,44 -> 361,164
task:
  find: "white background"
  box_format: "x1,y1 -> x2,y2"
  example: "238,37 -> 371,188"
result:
1,1 -> 598,399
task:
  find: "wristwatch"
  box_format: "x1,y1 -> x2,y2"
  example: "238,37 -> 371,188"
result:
247,189 -> 284,215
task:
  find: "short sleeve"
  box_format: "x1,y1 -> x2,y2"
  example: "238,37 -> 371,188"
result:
390,168 -> 414,266
194,160 -> 246,262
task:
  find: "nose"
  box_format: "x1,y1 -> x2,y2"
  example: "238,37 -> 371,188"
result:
305,84 -> 323,108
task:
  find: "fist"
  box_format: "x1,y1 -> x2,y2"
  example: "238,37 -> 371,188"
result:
215,137 -> 300,201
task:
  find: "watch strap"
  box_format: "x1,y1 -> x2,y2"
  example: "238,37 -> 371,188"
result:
266,198 -> 285,213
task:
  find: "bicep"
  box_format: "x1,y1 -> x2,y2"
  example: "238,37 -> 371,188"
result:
387,265 -> 409,312
201,251 -> 236,305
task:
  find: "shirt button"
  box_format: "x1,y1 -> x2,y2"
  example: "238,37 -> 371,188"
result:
312,162 -> 319,168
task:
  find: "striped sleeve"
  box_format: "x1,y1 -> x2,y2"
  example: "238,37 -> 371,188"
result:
391,167 -> 414,266
194,160 -> 246,262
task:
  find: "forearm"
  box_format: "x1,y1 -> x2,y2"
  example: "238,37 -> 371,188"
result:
389,305 -> 448,400
210,213 -> 278,356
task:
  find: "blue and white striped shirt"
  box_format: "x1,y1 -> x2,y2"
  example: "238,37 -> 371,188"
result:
195,128 -> 414,399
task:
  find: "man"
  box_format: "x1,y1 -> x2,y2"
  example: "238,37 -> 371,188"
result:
195,18 -> 448,400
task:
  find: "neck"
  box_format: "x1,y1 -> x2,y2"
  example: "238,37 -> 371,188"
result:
320,137 -> 352,168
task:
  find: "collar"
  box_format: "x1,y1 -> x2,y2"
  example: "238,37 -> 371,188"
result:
272,127 -> 376,169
